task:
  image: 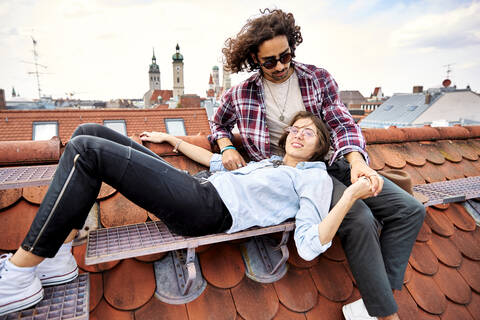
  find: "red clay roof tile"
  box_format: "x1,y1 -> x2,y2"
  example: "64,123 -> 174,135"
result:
99,192 -> 148,228
405,271 -> 446,315
134,252 -> 167,263
450,228 -> 480,261
97,183 -> 116,200
455,141 -> 479,161
416,223 -> 432,242
134,298 -> 188,320
0,137 -> 60,165
446,203 -> 476,231
425,207 -> 455,237
404,263 -> 413,284
451,159 -> 480,177
73,243 -> 120,272
420,142 -> 446,165
198,243 -> 245,289
22,185 -> 48,204
287,238 -> 319,268
185,285 -> 237,320
436,140 -> 463,163
0,188 -> 22,209
433,262 -> 471,304
309,256 -> 353,302
402,164 -> 426,185
362,127 -> 406,144
90,298 -> 134,320
427,233 -> 462,268
409,242 -> 439,275
273,267 -> 318,312
377,144 -> 406,169
88,272 -> 103,312
466,291 -> 480,318
458,257 -> 480,293
231,277 -> 279,320
394,287 -> 419,320
435,126 -> 471,140
0,199 -> 37,250
365,145 -> 385,170
468,139 -> 480,154
464,126 -> 480,138
417,308 -> 441,319
273,303 -> 306,320
323,236 -> 346,262
416,162 -> 446,183
103,259 -> 155,311
437,160 -> 467,180
401,142 -> 427,166
400,126 -> 441,142
305,294 -> 343,320
441,300 -> 474,320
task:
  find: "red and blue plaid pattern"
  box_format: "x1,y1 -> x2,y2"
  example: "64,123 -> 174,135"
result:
209,61 -> 368,164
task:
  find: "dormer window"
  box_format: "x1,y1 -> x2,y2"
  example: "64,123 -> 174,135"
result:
103,120 -> 127,135
33,121 -> 58,140
165,119 -> 186,136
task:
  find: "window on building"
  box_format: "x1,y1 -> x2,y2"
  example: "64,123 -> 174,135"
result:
103,120 -> 127,135
33,122 -> 58,140
165,119 -> 186,136
407,105 -> 418,111
177,77 -> 180,83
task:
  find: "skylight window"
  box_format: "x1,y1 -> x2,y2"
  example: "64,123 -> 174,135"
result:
33,121 -> 58,140
165,119 -> 186,136
383,105 -> 394,111
408,105 -> 418,111
103,120 -> 127,135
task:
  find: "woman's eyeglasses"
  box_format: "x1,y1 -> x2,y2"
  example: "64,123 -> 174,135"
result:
285,126 -> 317,138
259,52 -> 293,70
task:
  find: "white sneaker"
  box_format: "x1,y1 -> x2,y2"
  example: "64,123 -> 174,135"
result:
36,243 -> 78,286
0,253 -> 44,316
342,299 -> 378,320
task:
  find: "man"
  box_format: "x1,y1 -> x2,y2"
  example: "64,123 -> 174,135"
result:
209,8 -> 425,320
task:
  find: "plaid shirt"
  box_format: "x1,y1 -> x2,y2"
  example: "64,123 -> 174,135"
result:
209,61 -> 368,164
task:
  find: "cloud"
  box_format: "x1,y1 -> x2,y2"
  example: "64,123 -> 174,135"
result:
390,2 -> 480,49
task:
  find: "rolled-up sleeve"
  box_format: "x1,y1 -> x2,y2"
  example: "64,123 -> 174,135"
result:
209,153 -> 227,172
294,169 -> 333,261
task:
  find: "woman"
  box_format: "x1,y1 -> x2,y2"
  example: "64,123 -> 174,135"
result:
0,111 -> 372,316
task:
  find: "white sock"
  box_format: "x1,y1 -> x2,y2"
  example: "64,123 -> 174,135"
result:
5,259 -> 36,272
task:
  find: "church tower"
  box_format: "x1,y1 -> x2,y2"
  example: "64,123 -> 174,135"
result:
212,66 -> 220,95
149,49 -> 161,90
172,44 -> 184,99
222,67 -> 231,91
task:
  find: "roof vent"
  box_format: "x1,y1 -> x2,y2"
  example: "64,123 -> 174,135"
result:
407,105 -> 418,111
383,105 -> 394,111
413,86 -> 423,93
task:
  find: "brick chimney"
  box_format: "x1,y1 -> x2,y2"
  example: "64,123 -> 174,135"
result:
0,89 -> 5,109
425,93 -> 431,104
413,86 -> 423,93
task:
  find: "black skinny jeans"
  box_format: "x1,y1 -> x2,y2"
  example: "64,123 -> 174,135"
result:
21,124 -> 231,258
328,160 -> 426,317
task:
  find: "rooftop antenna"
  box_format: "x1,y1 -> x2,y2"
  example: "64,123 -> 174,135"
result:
443,63 -> 455,79
21,34 -> 49,99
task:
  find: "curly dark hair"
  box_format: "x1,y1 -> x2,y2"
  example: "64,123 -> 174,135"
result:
278,111 -> 331,162
222,8 -> 303,73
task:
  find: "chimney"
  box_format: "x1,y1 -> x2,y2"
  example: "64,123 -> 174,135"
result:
413,86 -> 423,93
425,93 -> 431,105
0,89 -> 5,109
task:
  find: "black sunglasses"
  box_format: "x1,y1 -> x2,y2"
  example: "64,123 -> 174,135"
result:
259,52 -> 293,70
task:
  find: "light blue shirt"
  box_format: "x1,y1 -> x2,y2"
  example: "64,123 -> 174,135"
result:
208,154 -> 333,261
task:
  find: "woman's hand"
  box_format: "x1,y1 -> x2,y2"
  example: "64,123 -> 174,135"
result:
350,160 -> 384,196
222,149 -> 247,171
345,176 -> 374,200
140,131 -> 174,144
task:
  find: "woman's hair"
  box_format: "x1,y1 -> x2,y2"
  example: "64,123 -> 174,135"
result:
222,8 -> 303,73
278,111 -> 331,162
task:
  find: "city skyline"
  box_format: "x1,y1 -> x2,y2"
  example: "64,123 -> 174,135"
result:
1,0 -> 479,101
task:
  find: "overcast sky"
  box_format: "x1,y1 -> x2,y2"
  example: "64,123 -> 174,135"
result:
1,0 -> 479,101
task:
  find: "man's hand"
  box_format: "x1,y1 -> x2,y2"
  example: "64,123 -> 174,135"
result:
222,149 -> 247,171
345,151 -> 383,197
140,131 -> 173,144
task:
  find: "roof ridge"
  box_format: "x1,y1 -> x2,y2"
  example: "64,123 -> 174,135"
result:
363,125 -> 480,144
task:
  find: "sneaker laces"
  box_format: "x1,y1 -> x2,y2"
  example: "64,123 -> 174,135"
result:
0,253 -> 13,278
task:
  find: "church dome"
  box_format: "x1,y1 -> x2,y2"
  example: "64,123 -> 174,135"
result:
149,63 -> 160,73
172,43 -> 183,62
212,65 -> 219,71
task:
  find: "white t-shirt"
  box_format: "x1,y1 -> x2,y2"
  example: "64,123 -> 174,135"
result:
263,71 -> 305,155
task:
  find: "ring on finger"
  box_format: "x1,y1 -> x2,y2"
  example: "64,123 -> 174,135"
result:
237,163 -> 242,168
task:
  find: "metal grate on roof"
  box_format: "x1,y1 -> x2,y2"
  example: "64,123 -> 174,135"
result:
0,165 -> 57,190
413,176 -> 480,207
86,219 -> 295,265
1,273 -> 89,320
